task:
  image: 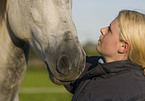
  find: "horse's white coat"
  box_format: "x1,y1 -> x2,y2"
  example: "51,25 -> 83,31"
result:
0,0 -> 86,101
0,21 -> 28,101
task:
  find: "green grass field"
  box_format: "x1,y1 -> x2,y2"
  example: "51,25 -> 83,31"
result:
19,65 -> 72,101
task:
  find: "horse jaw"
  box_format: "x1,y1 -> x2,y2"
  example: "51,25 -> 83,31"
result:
7,0 -> 86,84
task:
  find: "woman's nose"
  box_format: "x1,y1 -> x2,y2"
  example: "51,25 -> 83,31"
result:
100,27 -> 107,35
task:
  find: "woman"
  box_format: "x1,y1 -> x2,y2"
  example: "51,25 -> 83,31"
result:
65,10 -> 145,101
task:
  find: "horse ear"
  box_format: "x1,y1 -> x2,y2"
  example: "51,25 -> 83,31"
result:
118,41 -> 130,54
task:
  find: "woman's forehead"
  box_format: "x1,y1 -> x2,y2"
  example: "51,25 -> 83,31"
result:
110,19 -> 120,33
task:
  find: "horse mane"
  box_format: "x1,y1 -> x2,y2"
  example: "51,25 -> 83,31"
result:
0,0 -> 7,23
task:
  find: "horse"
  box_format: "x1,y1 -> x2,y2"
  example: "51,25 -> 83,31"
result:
0,0 -> 86,101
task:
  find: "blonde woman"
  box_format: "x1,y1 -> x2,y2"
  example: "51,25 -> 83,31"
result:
65,10 -> 145,101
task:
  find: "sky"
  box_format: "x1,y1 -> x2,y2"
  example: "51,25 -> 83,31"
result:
71,0 -> 145,45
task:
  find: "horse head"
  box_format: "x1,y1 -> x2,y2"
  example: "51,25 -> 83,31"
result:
7,0 -> 86,84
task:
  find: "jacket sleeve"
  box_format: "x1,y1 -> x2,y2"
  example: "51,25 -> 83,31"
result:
64,56 -> 104,94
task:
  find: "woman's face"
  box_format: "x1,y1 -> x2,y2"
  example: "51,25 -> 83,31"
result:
97,19 -> 122,61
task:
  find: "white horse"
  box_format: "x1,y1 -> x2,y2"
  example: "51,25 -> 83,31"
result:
0,0 -> 86,101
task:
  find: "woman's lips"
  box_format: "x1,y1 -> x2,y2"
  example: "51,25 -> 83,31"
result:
98,39 -> 101,43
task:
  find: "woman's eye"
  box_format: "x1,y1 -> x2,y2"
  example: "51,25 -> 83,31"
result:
108,26 -> 111,33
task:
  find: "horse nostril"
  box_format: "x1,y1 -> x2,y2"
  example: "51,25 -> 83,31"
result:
56,55 -> 71,75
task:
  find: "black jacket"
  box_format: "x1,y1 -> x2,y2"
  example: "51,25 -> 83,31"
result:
65,56 -> 145,101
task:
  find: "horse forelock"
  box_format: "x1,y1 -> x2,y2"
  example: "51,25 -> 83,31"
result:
0,0 -> 7,23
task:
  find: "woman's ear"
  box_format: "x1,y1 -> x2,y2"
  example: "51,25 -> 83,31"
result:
118,41 -> 130,54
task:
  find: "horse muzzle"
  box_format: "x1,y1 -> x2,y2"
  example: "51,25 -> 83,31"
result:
45,47 -> 86,85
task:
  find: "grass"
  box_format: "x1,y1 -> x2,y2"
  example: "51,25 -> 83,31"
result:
19,93 -> 72,101
19,65 -> 72,101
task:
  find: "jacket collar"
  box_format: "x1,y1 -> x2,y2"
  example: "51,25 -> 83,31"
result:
87,60 -> 142,77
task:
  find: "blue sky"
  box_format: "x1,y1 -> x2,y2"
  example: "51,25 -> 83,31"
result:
72,0 -> 145,45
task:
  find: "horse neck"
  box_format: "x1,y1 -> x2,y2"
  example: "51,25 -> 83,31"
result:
0,19 -> 30,100
0,21 -> 14,65
0,20 -> 27,64
0,1 -> 30,100
0,0 -> 28,65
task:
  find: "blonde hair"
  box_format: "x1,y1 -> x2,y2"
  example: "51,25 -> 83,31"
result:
117,10 -> 145,69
